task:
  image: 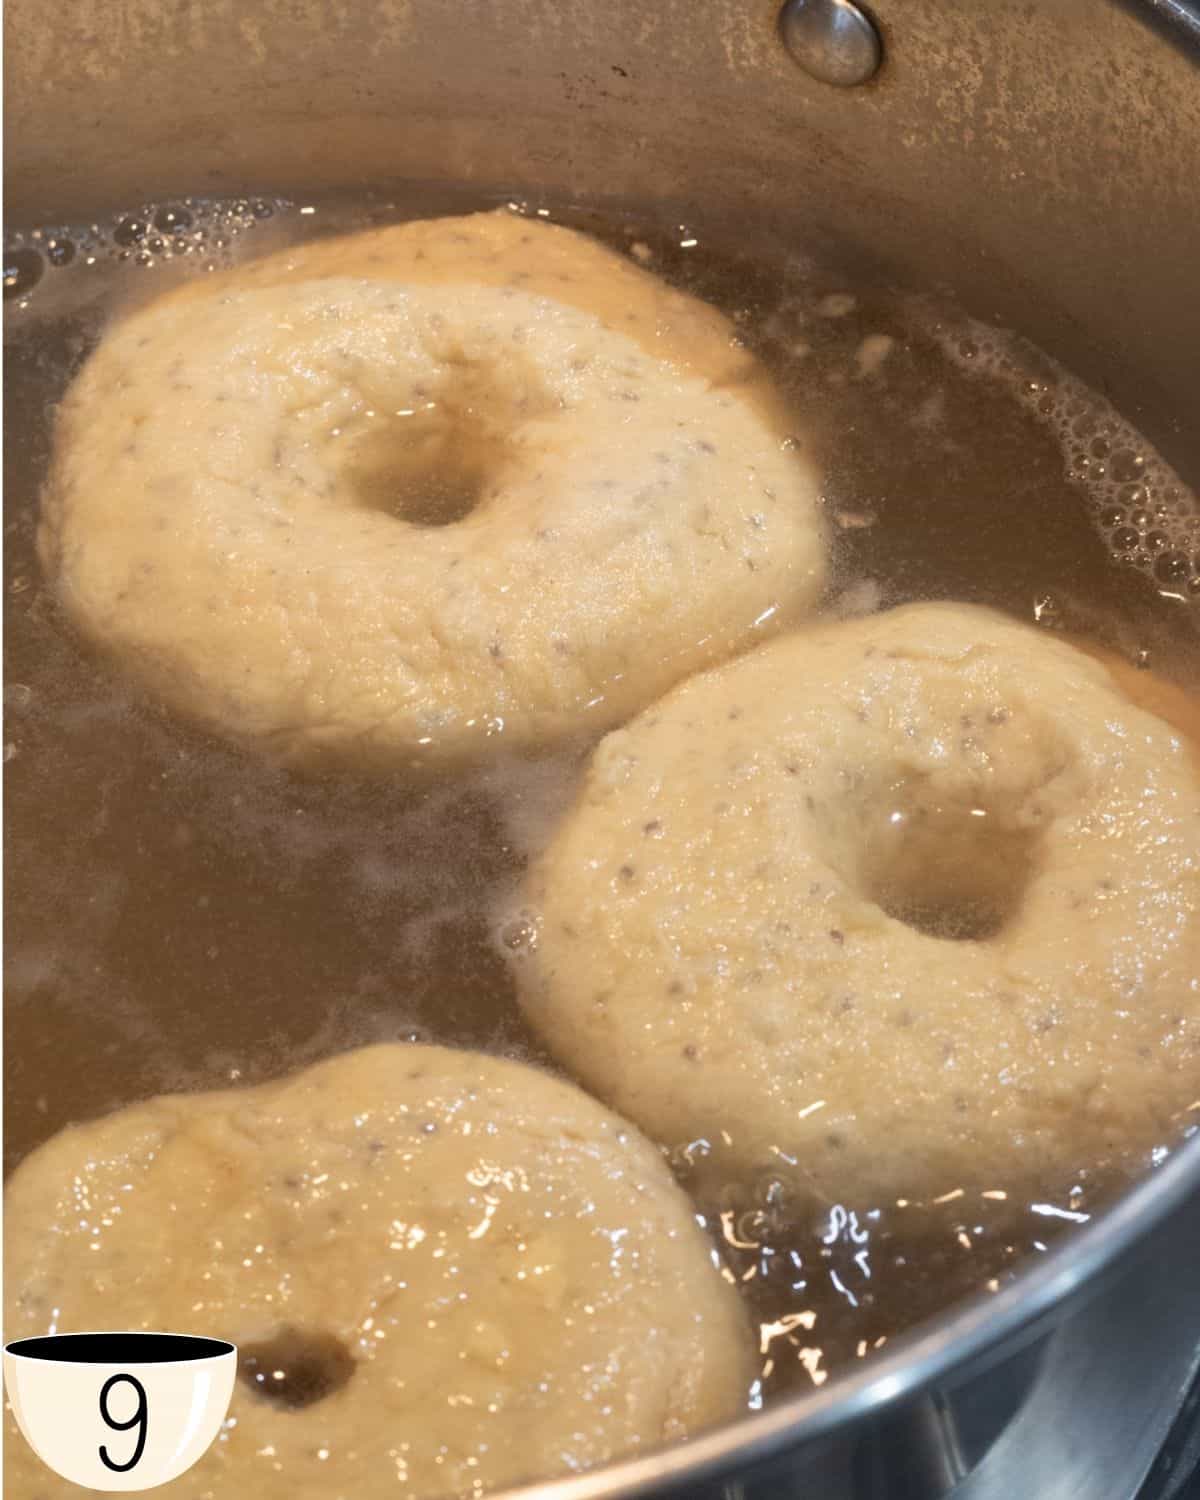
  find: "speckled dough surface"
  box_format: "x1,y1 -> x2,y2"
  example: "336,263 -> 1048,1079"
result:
38,211 -> 826,767
514,603 -> 1200,1204
4,1044 -> 754,1500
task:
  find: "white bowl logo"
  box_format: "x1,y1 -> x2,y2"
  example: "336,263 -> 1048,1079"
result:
4,1332 -> 237,1492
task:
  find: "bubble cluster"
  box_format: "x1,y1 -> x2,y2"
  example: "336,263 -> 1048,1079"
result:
941,326 -> 1200,598
2,196 -> 292,313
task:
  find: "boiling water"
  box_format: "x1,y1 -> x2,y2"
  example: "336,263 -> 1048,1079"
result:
5,186 -> 1200,1403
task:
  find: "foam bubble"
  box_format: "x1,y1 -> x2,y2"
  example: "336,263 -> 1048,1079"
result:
938,323 -> 1200,597
3,246 -> 43,302
3,195 -> 294,328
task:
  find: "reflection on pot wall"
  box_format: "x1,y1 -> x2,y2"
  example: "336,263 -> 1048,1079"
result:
5,0 -> 1200,474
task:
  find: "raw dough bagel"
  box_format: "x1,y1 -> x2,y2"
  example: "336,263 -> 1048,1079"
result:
39,211 -> 826,768
513,603 -> 1200,1204
4,1044 -> 753,1499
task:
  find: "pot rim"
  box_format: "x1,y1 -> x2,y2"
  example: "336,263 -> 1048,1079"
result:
502,1125 -> 1200,1498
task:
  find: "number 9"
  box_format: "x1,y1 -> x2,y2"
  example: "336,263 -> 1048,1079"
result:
98,1373 -> 148,1473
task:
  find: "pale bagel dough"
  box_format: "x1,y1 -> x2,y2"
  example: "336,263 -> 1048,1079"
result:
39,211 -> 826,768
4,1045 -> 753,1500
514,603 -> 1200,1205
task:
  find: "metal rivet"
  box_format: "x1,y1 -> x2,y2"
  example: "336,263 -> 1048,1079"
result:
779,0 -> 882,88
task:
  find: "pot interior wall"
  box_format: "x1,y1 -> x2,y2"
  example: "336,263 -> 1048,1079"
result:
5,0 -> 1200,476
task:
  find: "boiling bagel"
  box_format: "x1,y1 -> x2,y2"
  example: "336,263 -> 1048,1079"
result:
39,211 -> 826,768
513,603 -> 1200,1204
4,1044 -> 753,1499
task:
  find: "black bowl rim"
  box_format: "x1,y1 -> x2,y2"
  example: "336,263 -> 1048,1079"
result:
5,1333 -> 236,1364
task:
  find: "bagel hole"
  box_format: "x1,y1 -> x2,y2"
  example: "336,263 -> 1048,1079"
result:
348,416 -> 491,526
856,786 -> 1041,942
239,1328 -> 356,1409
346,358 -> 548,527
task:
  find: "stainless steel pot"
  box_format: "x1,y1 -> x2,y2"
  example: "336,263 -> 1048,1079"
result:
6,1 -> 1200,1495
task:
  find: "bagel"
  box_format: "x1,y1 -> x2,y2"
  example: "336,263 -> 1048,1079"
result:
4,1044 -> 753,1499
512,603 -> 1200,1205
39,211 -> 826,768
